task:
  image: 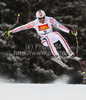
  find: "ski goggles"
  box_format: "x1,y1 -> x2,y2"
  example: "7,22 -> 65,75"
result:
38,16 -> 45,21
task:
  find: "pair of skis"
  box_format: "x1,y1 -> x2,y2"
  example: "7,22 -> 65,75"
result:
52,36 -> 85,73
51,56 -> 81,68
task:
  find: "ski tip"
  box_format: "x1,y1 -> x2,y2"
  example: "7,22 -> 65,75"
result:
83,72 -> 85,74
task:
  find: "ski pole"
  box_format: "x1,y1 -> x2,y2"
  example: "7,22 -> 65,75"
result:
8,14 -> 20,30
7,14 -> 20,36
75,36 -> 85,74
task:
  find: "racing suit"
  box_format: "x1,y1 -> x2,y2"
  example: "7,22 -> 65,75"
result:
11,16 -> 71,57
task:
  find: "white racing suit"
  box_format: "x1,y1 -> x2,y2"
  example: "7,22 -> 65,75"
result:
12,16 -> 71,57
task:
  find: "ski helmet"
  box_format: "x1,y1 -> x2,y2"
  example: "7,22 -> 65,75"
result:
36,10 -> 46,20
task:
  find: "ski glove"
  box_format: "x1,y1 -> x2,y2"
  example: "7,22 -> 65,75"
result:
4,30 -> 12,37
69,30 -> 78,36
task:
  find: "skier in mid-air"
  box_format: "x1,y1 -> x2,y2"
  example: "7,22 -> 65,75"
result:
4,10 -> 77,60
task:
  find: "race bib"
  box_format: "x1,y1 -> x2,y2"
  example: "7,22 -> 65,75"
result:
38,24 -> 49,31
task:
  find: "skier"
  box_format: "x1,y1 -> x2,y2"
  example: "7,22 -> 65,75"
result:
4,10 -> 77,60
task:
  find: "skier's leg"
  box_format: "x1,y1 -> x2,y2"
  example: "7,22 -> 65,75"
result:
55,32 -> 74,56
41,36 -> 60,58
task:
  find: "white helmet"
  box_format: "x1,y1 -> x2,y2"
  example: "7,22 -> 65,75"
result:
36,10 -> 46,19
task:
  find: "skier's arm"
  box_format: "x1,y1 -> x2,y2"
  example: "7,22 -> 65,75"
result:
50,17 -> 70,33
11,21 -> 35,33
4,21 -> 35,37
50,17 -> 77,36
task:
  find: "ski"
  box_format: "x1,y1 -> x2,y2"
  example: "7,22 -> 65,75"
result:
66,56 -> 82,61
51,57 -> 68,68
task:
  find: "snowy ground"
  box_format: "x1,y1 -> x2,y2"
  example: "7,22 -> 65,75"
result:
0,75 -> 86,100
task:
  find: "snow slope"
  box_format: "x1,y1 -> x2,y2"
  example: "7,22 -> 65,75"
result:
0,82 -> 86,100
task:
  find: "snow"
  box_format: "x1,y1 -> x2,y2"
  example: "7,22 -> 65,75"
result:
0,75 -> 86,100
0,83 -> 86,100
